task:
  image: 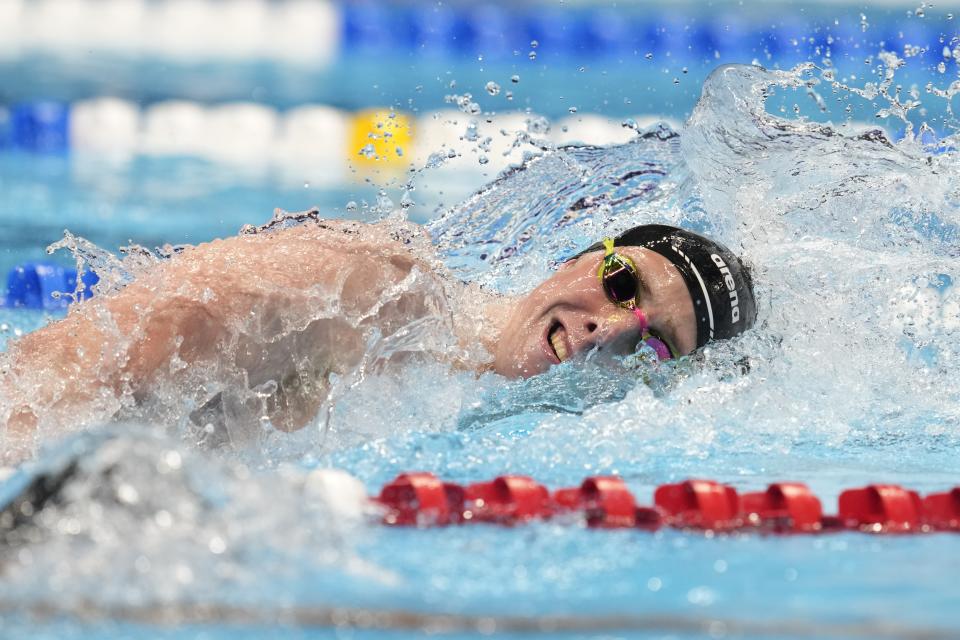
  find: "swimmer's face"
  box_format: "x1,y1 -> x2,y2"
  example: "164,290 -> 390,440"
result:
492,247 -> 697,378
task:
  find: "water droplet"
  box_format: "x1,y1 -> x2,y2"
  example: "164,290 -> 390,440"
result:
673,77 -> 680,85
526,116 -> 551,135
478,155 -> 489,165
528,50 -> 537,60
578,66 -> 586,72
395,146 -> 404,157
358,143 -> 377,159
644,52 -> 653,60
530,40 -> 539,49
463,120 -> 479,141
621,118 -> 638,131
303,182 -> 310,189
682,67 -> 688,74
209,536 -> 227,555
505,91 -> 514,101
345,201 -> 358,212
568,106 -> 578,114
376,190 -> 394,214
511,74 -> 520,83
400,191 -> 415,208
687,586 -> 716,606
477,54 -> 484,62
485,81 -> 501,96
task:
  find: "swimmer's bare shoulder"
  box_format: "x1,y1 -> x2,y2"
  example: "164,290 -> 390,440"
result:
0,218 -> 438,459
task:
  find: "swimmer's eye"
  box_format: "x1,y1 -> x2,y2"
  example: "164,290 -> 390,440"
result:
598,252 -> 642,307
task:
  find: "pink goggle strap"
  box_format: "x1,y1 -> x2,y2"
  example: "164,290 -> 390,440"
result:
631,307 -> 673,361
632,307 -> 649,332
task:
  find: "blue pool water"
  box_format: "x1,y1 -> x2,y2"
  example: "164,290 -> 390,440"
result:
2,4 -> 960,640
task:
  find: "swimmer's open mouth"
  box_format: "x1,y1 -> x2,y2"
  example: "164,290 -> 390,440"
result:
547,321 -> 569,363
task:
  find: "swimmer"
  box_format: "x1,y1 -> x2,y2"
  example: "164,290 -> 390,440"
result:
0,213 -> 755,461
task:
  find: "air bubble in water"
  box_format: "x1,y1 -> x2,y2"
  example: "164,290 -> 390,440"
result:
485,81 -> 501,96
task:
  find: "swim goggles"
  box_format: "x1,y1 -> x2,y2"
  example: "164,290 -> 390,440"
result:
597,238 -> 677,361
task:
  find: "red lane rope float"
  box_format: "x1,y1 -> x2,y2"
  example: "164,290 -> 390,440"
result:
374,473 -> 960,534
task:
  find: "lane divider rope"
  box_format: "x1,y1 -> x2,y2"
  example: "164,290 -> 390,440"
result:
375,472 -> 960,534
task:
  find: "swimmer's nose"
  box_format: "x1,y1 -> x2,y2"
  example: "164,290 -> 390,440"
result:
582,313 -> 639,356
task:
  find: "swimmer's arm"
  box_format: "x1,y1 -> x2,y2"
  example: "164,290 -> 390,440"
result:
2,225 -> 425,453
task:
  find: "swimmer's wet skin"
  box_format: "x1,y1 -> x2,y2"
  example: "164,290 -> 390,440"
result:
490,224 -> 758,377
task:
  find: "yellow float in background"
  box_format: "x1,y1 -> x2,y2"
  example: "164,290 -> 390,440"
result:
348,109 -> 413,173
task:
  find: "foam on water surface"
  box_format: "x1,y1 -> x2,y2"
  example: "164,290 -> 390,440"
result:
1,62 -> 959,634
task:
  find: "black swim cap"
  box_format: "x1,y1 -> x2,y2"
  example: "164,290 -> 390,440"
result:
577,225 -> 757,348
